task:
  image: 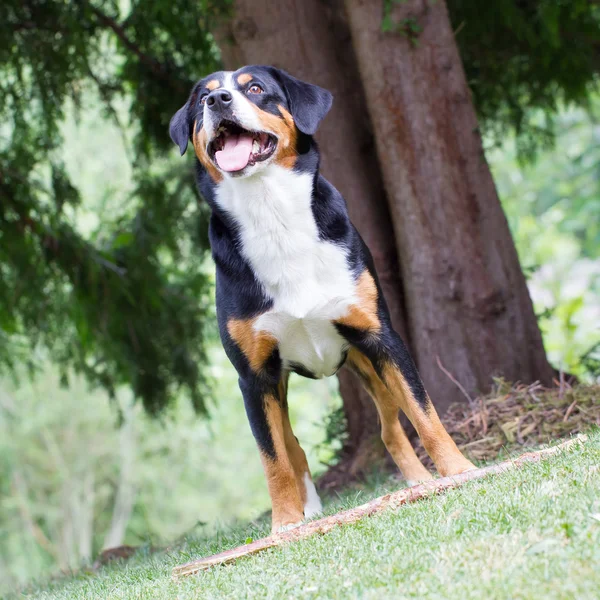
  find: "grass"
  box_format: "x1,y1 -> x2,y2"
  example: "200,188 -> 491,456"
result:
9,429 -> 600,600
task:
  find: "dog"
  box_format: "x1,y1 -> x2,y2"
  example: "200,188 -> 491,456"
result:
169,66 -> 475,533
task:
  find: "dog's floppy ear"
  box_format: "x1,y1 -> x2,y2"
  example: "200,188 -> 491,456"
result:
270,68 -> 333,136
169,103 -> 190,156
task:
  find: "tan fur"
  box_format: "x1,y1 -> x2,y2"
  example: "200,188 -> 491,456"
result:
237,73 -> 253,86
348,350 -> 432,482
206,79 -> 220,91
247,103 -> 298,169
227,317 -> 278,373
262,393 -> 305,532
192,122 -> 223,183
337,270 -> 381,333
278,375 -> 313,507
348,349 -> 474,479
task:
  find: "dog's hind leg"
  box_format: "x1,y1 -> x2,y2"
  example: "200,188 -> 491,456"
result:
346,343 -> 475,478
278,374 -> 322,519
336,268 -> 474,478
346,351 -> 433,484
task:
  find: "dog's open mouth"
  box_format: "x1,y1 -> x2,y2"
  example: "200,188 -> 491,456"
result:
208,121 -> 277,172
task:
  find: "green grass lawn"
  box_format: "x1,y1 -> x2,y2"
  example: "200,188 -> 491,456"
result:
12,430 -> 600,600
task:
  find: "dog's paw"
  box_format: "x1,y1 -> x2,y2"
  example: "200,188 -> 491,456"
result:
406,478 -> 431,487
455,460 -> 477,474
441,458 -> 477,477
277,521 -> 304,533
405,472 -> 435,487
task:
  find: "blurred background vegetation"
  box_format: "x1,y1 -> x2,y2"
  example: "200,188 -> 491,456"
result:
1,0 -> 599,591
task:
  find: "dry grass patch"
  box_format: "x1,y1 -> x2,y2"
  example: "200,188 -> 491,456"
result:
419,381 -> 599,464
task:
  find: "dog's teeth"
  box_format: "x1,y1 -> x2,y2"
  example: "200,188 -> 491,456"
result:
252,139 -> 260,153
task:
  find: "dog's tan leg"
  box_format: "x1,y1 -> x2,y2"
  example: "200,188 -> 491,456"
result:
348,348 -> 474,478
348,351 -> 433,483
380,359 -> 475,477
259,390 -> 305,533
378,404 -> 433,484
229,321 -> 305,532
278,375 -> 322,519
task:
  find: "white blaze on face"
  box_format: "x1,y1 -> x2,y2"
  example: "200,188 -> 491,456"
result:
203,72 -> 265,141
202,72 -> 288,177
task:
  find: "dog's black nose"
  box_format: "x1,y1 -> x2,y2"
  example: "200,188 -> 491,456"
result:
206,89 -> 233,111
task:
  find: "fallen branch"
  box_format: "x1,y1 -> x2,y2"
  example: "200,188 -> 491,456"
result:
172,435 -> 587,579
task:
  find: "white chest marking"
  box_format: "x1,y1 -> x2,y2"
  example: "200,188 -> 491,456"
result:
215,165 -> 355,377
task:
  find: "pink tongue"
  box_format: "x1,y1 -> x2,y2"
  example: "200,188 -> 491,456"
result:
215,133 -> 254,172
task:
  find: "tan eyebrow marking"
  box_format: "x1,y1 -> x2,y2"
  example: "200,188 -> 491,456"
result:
206,79 -> 220,91
237,73 -> 253,86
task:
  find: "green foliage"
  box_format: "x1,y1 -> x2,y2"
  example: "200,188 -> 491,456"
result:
491,100 -> 600,377
2,0 -> 600,412
313,405 -> 348,467
448,0 -> 600,158
580,342 -> 600,378
0,0 -> 229,413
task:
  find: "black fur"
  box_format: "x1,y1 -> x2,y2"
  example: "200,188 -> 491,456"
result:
263,66 -> 333,135
239,375 -> 277,459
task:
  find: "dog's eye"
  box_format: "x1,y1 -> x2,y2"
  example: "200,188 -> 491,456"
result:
200,94 -> 208,105
247,84 -> 263,95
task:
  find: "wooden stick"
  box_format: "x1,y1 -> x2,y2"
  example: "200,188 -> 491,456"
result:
172,435 -> 587,579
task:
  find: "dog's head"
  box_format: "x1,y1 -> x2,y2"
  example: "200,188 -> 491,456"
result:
169,66 -> 332,180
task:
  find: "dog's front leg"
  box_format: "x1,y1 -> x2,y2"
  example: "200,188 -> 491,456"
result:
279,374 -> 322,520
239,376 -> 305,533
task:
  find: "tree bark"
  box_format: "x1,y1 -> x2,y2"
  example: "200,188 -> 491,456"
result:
213,0 -> 554,478
215,0 -> 408,479
344,0 -> 554,413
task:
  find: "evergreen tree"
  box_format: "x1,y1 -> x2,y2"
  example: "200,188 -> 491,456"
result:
1,0 -> 599,418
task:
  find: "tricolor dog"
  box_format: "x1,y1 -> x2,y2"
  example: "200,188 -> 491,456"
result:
170,66 -> 475,533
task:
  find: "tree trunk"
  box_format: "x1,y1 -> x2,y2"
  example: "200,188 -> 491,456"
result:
344,0 -> 554,413
215,0 -> 408,481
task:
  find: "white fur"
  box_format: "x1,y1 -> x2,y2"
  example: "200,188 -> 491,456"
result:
215,164 -> 355,378
204,72 -> 266,141
303,472 -> 323,519
277,522 -> 303,533
203,72 -> 294,178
